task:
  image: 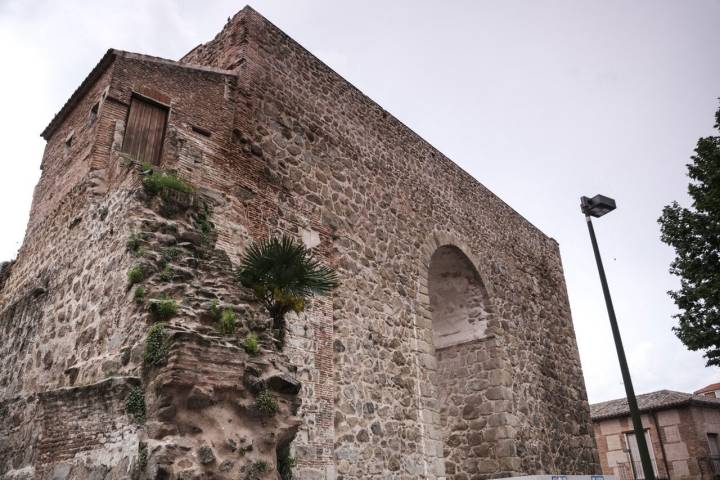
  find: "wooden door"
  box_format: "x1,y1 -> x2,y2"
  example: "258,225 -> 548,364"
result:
122,96 -> 168,165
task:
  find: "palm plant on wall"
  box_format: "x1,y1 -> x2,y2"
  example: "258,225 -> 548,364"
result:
237,235 -> 338,348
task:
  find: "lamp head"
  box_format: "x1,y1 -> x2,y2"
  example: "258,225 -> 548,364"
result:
581,194 -> 616,218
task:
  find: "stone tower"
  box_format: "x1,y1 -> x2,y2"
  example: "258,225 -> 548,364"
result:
0,6 -> 600,480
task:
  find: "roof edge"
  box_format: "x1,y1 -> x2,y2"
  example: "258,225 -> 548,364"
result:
41,49 -> 236,141
591,398 -> 693,421
41,48 -> 116,141
695,382 -> 720,395
590,390 -> 720,421
114,50 -> 236,77
239,7 -> 559,245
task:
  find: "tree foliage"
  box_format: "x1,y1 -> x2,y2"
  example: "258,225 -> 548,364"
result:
658,104 -> 720,366
237,235 -> 338,347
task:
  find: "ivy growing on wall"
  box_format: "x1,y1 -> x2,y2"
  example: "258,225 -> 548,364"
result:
144,323 -> 170,368
125,387 -> 146,424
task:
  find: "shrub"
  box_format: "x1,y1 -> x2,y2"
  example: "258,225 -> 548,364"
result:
144,323 -> 169,367
139,162 -> 153,174
237,235 -> 338,348
159,265 -> 174,282
255,390 -> 278,417
126,233 -> 144,254
195,204 -> 214,243
245,460 -> 268,480
277,442 -> 296,480
134,286 -> 145,304
143,171 -> 193,196
216,308 -> 237,335
148,296 -> 178,321
128,265 -> 144,285
125,387 -> 146,423
99,205 -> 109,221
209,299 -> 221,321
243,333 -> 260,356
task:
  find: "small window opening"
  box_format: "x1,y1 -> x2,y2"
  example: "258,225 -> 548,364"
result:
191,125 -> 211,138
708,433 -> 720,459
64,132 -> 74,153
89,102 -> 99,124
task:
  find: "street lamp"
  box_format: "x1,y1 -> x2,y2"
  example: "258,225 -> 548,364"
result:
580,194 -> 656,480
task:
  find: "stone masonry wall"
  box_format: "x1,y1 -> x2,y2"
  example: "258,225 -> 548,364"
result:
0,182 -> 138,399
1,7 -> 599,479
0,174 -> 148,479
428,244 -> 506,478
104,52 -> 338,479
435,337 -> 508,478
1,44 -> 316,479
182,7 -> 600,479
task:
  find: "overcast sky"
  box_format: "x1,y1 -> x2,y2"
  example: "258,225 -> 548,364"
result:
1,0 -> 719,403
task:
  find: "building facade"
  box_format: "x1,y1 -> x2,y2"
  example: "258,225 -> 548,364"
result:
0,7 -> 599,479
591,390 -> 720,480
695,383 -> 720,399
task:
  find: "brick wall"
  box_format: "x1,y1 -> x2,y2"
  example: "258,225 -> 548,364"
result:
0,377 -> 140,479
28,66 -> 113,234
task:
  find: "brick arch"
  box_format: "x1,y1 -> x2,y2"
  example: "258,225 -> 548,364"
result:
412,230 -> 519,479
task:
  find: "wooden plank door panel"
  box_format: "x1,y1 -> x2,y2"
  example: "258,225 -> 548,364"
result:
122,96 -> 168,165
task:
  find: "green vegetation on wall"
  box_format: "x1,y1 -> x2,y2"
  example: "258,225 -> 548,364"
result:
133,286 -> 145,304
127,265 -> 144,285
277,442 -> 296,480
217,308 -> 237,335
243,333 -> 260,355
142,170 -> 193,196
144,323 -> 170,368
125,387 -> 146,423
255,390 -> 278,417
245,460 -> 268,480
237,235 -> 338,348
148,296 -> 178,321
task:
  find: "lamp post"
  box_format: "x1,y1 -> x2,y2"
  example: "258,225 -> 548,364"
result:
581,194 -> 655,480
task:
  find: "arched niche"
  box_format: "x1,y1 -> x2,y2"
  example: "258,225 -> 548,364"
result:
427,244 -> 498,478
429,245 -> 491,349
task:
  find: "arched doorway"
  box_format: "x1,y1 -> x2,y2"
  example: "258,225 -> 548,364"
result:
428,245 -> 495,478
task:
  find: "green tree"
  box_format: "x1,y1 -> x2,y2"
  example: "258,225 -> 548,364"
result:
237,235 -> 338,348
658,104 -> 720,366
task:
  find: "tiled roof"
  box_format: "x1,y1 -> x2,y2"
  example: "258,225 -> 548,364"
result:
695,382 -> 720,395
590,389 -> 720,420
